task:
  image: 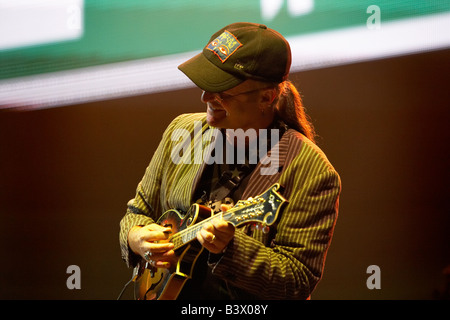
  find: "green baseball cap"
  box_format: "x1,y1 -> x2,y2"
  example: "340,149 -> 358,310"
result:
178,22 -> 291,93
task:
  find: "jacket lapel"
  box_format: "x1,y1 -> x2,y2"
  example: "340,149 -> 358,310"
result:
241,130 -> 292,199
190,125 -> 220,201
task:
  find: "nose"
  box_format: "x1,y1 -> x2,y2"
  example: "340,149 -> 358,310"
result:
201,91 -> 218,103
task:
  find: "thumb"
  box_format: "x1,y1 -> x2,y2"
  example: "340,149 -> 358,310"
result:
220,204 -> 233,212
148,223 -> 172,233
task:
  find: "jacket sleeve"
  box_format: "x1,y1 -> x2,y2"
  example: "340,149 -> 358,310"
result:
118,115 -> 183,268
208,149 -> 341,299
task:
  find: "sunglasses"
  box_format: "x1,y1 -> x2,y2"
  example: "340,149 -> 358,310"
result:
204,86 -> 273,103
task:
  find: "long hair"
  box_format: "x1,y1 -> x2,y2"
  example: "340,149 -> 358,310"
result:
273,80 -> 317,143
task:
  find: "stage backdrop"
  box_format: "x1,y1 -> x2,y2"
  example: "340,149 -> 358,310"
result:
0,1 -> 449,300
1,0 -> 449,108
0,48 -> 449,300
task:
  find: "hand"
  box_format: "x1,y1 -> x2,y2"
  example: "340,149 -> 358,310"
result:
127,223 -> 175,268
196,204 -> 235,254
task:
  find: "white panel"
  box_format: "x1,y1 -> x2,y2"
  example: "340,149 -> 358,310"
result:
0,0 -> 84,50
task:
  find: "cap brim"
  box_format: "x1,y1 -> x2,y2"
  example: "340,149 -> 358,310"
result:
178,52 -> 244,93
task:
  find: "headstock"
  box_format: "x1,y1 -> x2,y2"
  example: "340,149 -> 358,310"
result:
225,183 -> 287,228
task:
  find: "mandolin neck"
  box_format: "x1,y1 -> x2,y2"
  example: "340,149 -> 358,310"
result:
169,183 -> 285,251
170,212 -> 226,250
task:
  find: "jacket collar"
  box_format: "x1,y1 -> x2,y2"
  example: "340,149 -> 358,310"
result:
190,124 -> 301,201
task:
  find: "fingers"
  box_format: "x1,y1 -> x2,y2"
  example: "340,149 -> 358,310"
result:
198,226 -> 216,244
142,241 -> 174,254
142,224 -> 172,242
196,230 -> 218,253
197,218 -> 235,254
129,223 -> 175,268
220,204 -> 232,212
144,249 -> 175,268
199,219 -> 230,241
142,242 -> 175,269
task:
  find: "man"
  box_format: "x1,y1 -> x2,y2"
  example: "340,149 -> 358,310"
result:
119,22 -> 341,300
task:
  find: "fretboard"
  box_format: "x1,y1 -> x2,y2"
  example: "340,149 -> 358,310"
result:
170,212 -> 226,250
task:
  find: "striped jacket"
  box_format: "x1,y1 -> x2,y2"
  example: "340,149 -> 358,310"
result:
119,113 -> 341,299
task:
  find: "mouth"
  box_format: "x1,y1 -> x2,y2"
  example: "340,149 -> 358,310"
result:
207,103 -> 225,112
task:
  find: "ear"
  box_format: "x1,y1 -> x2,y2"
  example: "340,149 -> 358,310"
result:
259,88 -> 277,106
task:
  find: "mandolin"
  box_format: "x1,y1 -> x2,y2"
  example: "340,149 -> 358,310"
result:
132,183 -> 287,300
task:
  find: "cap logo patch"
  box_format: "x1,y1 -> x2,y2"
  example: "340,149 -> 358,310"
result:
206,30 -> 242,63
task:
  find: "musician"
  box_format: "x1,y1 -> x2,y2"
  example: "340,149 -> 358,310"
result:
119,22 -> 341,300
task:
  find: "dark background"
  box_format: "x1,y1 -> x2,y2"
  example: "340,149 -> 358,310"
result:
1,48 -> 449,300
